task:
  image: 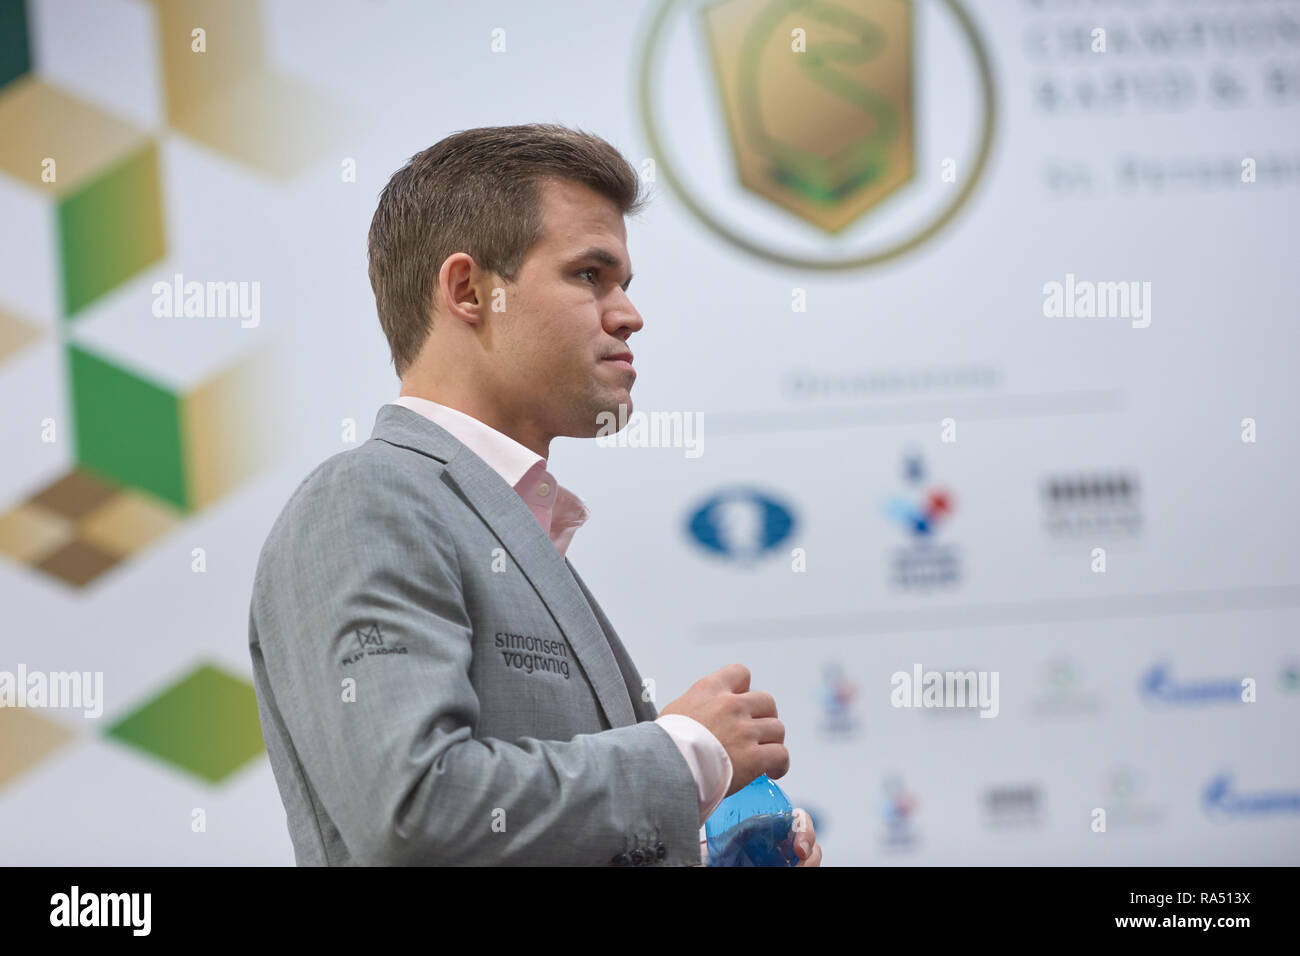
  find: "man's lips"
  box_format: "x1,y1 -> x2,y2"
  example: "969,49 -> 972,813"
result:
601,351 -> 634,370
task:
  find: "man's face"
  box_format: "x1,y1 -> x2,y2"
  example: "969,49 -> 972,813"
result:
489,177 -> 643,440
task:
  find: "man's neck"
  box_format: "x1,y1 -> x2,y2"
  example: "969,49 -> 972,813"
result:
398,386 -> 552,460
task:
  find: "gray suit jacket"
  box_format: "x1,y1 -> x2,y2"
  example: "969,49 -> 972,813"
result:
247,403 -> 701,865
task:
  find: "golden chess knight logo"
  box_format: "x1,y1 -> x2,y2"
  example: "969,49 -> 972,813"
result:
639,0 -> 995,269
702,0 -> 914,233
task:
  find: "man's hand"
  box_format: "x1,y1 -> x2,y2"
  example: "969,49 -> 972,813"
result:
793,808 -> 821,867
659,662 -> 788,796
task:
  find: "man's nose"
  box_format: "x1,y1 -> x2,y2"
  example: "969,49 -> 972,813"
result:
606,290 -> 644,335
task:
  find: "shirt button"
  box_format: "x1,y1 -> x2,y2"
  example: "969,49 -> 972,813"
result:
537,482 -> 551,497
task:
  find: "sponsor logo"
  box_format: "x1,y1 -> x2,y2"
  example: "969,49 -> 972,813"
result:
494,631 -> 572,680
1102,766 -> 1166,828
819,661 -> 859,736
1030,656 -> 1103,717
1041,471 -> 1141,538
685,487 -> 797,565
885,451 -> 960,590
879,776 -> 919,849
982,784 -> 1044,828
1203,774 -> 1300,819
1139,663 -> 1246,707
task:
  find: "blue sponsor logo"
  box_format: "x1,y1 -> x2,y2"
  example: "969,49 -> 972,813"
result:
884,452 -> 955,539
1139,663 -> 1243,706
1202,774 -> 1300,819
884,452 -> 961,590
685,488 -> 796,564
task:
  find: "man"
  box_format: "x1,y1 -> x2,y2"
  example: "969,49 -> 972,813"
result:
248,124 -> 821,866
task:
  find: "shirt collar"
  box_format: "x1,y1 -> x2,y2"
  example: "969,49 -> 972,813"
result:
388,395 -> 591,555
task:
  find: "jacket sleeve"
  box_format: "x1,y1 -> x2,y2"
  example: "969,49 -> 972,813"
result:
251,457 -> 701,866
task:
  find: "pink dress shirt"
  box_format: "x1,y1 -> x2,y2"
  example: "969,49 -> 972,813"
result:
389,396 -> 730,863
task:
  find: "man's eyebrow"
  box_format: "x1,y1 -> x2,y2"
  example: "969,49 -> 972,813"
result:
572,246 -> 634,290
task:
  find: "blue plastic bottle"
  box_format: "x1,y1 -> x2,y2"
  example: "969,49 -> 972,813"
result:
704,774 -> 799,866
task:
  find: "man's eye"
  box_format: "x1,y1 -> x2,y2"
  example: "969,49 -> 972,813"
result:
577,268 -> 598,283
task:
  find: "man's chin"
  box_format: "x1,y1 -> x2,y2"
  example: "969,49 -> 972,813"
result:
576,397 -> 633,438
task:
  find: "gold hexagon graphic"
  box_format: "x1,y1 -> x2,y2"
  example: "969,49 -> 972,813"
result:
702,0 -> 914,233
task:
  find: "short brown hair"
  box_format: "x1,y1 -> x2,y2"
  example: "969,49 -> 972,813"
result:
367,124 -> 646,379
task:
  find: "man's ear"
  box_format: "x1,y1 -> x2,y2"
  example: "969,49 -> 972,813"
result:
438,252 -> 487,325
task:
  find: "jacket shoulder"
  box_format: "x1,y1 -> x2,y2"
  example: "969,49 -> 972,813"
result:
251,438 -> 454,584
296,436 -> 444,500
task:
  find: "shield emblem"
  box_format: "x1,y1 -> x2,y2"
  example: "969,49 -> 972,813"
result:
702,0 -> 914,233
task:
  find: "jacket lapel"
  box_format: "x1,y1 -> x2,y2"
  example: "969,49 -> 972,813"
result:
566,559 -> 658,722
371,404 -> 638,729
